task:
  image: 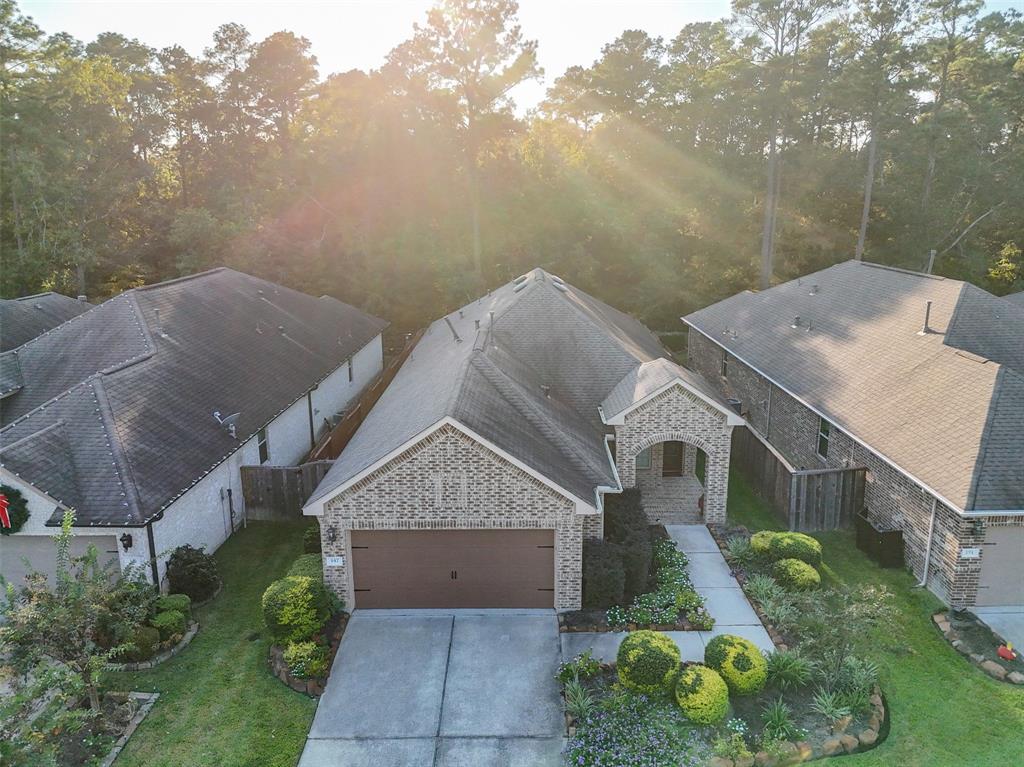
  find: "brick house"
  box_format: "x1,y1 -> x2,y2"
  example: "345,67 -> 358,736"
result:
684,260 -> 1024,610
1,269 -> 385,588
305,269 -> 742,611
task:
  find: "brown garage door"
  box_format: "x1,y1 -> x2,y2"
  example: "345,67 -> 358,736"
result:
976,525 -> 1024,607
351,529 -> 554,608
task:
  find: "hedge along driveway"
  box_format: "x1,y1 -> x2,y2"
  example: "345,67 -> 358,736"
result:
109,521 -> 316,767
726,471 -> 1024,767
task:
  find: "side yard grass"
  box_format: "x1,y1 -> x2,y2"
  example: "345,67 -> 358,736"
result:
727,470 -> 1024,767
108,521 -> 316,767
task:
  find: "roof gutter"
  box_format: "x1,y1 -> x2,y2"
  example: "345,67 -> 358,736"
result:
594,433 -> 623,512
682,321 -> 971,516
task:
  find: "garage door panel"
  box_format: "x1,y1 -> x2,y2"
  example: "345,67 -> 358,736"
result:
351,529 -> 554,609
0,535 -> 120,588
976,526 -> 1024,607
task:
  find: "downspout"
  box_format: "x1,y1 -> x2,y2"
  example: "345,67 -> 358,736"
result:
593,434 -> 624,513
916,497 -> 938,588
307,391 -> 316,450
146,510 -> 164,590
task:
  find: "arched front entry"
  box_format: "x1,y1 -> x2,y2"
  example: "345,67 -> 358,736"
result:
632,439 -> 707,524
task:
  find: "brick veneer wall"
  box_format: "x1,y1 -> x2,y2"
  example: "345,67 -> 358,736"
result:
687,328 -> 1021,609
613,385 -> 733,523
319,423 -> 587,610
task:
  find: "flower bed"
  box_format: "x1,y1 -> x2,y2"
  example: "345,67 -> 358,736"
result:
932,611 -> 1024,684
107,622 -> 200,671
268,611 -> 349,696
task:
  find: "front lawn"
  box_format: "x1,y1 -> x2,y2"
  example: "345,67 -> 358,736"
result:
727,472 -> 1024,767
109,521 -> 316,767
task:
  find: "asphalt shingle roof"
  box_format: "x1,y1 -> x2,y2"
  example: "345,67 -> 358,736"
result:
0,292 -> 91,352
309,269 -> 723,509
684,260 -> 1024,512
0,268 -> 386,526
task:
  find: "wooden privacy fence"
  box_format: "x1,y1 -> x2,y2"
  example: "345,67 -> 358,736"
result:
307,328 -> 424,462
240,461 -> 334,520
731,426 -> 866,531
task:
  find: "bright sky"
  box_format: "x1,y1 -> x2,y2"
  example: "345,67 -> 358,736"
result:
20,0 -> 1024,111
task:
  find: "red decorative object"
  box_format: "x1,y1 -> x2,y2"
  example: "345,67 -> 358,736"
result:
997,644 -> 1017,661
0,494 -> 10,529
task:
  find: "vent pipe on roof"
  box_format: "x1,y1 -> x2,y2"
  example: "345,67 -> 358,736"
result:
918,301 -> 933,335
444,316 -> 462,343
77,295 -> 87,302
791,315 -> 801,329
474,319 -> 480,330
540,384 -> 551,398
809,284 -> 819,295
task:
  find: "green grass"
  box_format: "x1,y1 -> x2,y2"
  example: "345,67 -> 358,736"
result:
109,521 -> 316,767
727,473 -> 1024,767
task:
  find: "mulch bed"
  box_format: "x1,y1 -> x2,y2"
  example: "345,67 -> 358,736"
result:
932,611 -> 1024,685
269,611 -> 349,696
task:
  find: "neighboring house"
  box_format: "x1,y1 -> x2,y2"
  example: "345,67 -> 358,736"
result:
0,268 -> 386,588
0,292 -> 91,351
305,269 -> 742,611
685,260 -> 1024,610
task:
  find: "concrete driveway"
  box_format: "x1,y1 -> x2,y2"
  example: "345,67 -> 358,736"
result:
298,610 -> 565,767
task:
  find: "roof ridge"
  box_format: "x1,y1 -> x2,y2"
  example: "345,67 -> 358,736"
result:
89,376 -> 145,525
0,419 -> 66,454
133,267 -> 228,292
859,260 -> 948,281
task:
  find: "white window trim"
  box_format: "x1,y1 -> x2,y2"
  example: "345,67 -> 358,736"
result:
816,417 -> 830,461
636,446 -> 652,470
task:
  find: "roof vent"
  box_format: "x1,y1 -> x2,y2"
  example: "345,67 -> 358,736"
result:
212,411 -> 240,439
917,300 -> 933,335
278,325 -> 286,335
513,280 -> 529,293
540,384 -> 551,398
474,319 -> 480,330
551,274 -> 565,285
791,315 -> 802,329
444,316 -> 462,343
153,308 -> 169,338
77,295 -> 87,302
512,274 -> 528,285
458,309 -> 464,319
809,284 -> 819,295
553,282 -> 568,293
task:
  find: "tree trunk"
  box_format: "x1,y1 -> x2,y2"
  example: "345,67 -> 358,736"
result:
759,117 -> 779,290
855,127 -> 878,261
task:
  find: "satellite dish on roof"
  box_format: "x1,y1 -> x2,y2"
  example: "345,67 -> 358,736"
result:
213,411 -> 241,439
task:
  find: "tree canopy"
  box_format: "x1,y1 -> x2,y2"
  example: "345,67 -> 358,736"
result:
2,0 -> 1022,333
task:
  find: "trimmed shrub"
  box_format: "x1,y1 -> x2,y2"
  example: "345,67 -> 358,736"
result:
773,558 -> 821,591
126,625 -> 161,661
150,609 -> 186,641
766,532 -> 822,566
303,523 -> 322,554
616,630 -> 681,695
156,593 -> 192,619
582,540 -> 625,608
750,531 -> 774,557
283,640 -> 330,678
166,545 -> 220,602
287,554 -> 324,581
704,634 -> 768,695
618,526 -> 653,601
603,488 -> 646,542
262,576 -> 331,644
674,664 -> 730,725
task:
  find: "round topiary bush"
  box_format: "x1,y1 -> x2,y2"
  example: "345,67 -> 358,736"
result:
766,532 -> 822,566
287,553 -> 324,581
772,558 -> 821,591
704,634 -> 768,695
750,531 -> 773,557
674,664 -> 730,724
150,609 -> 186,640
262,575 -> 332,644
616,630 -> 682,695
166,545 -> 220,602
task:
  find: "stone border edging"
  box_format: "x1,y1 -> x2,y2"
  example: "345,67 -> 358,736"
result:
97,691 -> 159,767
932,612 -> 1024,685
107,622 -> 199,672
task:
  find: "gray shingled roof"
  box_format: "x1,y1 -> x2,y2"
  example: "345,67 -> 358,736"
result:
601,357 -> 740,423
684,260 -> 1024,512
1002,290 -> 1024,308
0,292 -> 91,352
0,269 -> 386,526
308,269 -> 722,510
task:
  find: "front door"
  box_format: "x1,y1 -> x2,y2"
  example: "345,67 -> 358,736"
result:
662,441 -> 684,477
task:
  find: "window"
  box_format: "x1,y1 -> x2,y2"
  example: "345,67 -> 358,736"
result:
721,352 -> 729,378
347,359 -> 353,382
257,428 -> 269,464
636,447 -> 652,470
816,417 -> 831,460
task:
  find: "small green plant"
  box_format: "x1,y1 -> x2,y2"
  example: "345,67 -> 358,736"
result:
750,530 -> 774,557
674,664 -> 730,725
745,574 -> 785,604
283,640 -> 329,678
156,593 -> 192,619
761,697 -> 805,742
817,651 -> 879,713
126,625 -> 161,661
563,677 -> 597,721
772,558 -> 820,591
704,634 -> 767,695
616,630 -> 682,695
712,732 -> 752,761
810,687 -> 852,724
766,648 -> 813,691
150,609 -> 186,640
557,649 -> 601,684
261,575 -> 331,644
759,594 -> 799,628
724,535 -> 755,566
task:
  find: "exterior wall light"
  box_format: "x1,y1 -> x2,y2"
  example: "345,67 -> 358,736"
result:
119,532 -> 133,551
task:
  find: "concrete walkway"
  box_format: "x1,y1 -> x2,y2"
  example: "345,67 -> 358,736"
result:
299,610 -> 564,767
974,606 -> 1024,648
561,525 -> 774,664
